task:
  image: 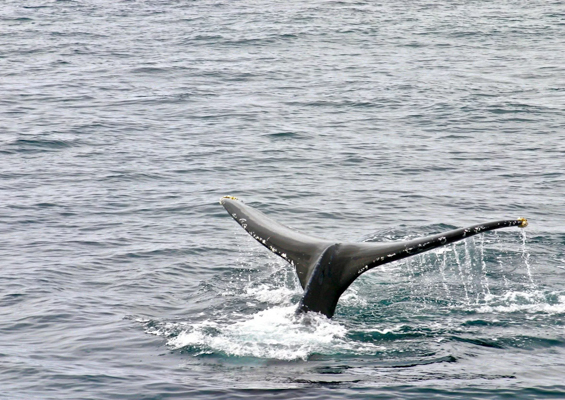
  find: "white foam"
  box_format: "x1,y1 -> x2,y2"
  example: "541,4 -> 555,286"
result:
243,284 -> 297,304
475,291 -> 565,314
143,304 -> 390,361
339,286 -> 368,307
165,306 -> 349,360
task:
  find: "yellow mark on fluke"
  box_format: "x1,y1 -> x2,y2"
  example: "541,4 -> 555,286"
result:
220,195 -> 239,204
517,217 -> 528,228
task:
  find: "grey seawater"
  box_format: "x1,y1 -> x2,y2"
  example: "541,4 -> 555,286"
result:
1,0 -> 565,398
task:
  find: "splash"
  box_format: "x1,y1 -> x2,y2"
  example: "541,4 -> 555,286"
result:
478,235 -> 492,298
521,229 -> 536,289
402,231 -> 542,307
145,304 -> 388,361
167,306 -> 347,360
243,284 -> 297,304
476,292 -> 565,314
452,245 -> 471,304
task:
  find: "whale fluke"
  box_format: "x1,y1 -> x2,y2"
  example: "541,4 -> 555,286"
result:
220,196 -> 528,318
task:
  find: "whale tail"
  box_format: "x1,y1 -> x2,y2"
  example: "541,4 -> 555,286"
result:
220,196 -> 528,318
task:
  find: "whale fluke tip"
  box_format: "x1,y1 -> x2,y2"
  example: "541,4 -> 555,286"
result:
517,217 -> 528,228
220,195 -> 239,204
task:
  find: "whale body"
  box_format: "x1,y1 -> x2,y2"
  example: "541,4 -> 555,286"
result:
220,196 -> 528,318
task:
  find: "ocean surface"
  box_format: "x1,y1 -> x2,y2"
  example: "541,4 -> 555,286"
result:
1,0 -> 565,398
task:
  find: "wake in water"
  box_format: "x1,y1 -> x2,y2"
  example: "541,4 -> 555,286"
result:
143,229 -> 565,361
